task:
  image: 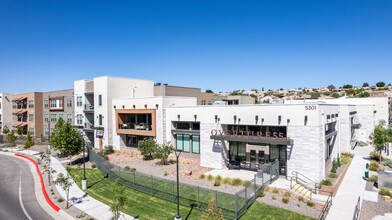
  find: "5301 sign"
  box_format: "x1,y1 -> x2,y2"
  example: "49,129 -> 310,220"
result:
305,105 -> 317,110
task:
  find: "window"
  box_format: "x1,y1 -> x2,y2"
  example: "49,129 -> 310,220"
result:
44,99 -> 48,108
44,114 -> 49,122
0,101 -> 2,109
192,135 -> 200,154
29,114 -> 34,122
67,114 -> 72,123
176,134 -> 190,153
99,114 -> 103,126
201,100 -> 206,105
0,114 -> 2,121
98,95 -> 102,106
76,96 -> 82,107
59,114 -> 64,119
28,100 -> 34,108
50,114 -> 57,122
29,127 -> 35,136
67,97 -> 72,107
76,114 -> 83,125
45,128 -> 49,136
50,98 -> 63,109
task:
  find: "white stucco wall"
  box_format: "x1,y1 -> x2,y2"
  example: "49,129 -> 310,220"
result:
0,93 -> 13,130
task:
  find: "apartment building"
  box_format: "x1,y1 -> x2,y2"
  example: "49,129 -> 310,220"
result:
43,89 -> 74,138
11,92 -> 44,138
154,83 -> 202,104
0,93 -> 13,133
74,76 -> 154,150
213,95 -> 256,105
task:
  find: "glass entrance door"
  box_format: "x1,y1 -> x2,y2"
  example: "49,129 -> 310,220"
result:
270,145 -> 287,176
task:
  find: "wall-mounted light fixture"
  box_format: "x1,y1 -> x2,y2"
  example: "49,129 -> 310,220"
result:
113,105 -> 116,109
238,118 -> 241,123
122,105 -> 125,109
144,104 -> 147,109
278,115 -> 282,124
177,114 -> 180,120
194,114 -> 197,121
214,115 -> 218,123
261,118 -> 264,124
234,115 -> 237,123
304,116 -> 308,126
133,105 -> 135,109
156,104 -> 159,109
287,119 -> 290,124
255,115 -> 259,123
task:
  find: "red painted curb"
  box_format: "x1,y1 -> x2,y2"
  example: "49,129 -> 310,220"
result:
15,153 -> 61,212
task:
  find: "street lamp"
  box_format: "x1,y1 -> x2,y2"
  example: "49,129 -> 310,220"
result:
174,149 -> 182,220
81,133 -> 88,190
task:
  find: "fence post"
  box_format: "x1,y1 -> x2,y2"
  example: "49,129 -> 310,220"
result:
215,190 -> 218,208
172,180 -> 175,201
151,175 -> 153,195
197,186 -> 200,208
133,171 -> 135,184
235,193 -> 238,220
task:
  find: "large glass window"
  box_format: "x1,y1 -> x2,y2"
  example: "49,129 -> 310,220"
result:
29,114 -> 34,121
192,135 -> 200,154
176,134 -> 183,150
44,100 -> 48,108
76,96 -> 82,107
98,95 -> 102,106
176,134 -> 193,153
28,100 -> 34,108
67,97 -> 72,107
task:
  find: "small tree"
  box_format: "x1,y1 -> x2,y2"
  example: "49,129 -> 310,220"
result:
201,197 -> 224,220
342,84 -> 353,89
205,89 -> 214,93
55,172 -> 73,209
17,126 -> 24,136
7,130 -> 16,146
372,120 -> 387,163
362,82 -> 369,87
38,150 -> 56,185
24,131 -> 35,155
331,92 -> 340,98
138,139 -> 157,160
110,179 -> 127,220
2,125 -> 10,136
327,84 -> 336,91
155,142 -> 174,165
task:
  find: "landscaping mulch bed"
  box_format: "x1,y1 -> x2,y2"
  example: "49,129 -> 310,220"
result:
257,188 -> 322,219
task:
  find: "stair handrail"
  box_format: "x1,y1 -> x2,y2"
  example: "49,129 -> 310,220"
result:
318,192 -> 333,220
291,171 -> 320,194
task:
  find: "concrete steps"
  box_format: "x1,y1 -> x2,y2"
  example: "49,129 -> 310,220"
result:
292,182 -> 313,200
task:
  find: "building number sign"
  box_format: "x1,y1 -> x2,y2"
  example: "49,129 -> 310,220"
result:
305,105 -> 317,110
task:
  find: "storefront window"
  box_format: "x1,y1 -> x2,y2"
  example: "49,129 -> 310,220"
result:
192,135 -> 200,153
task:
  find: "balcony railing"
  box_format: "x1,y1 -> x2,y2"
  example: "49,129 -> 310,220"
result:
118,123 -> 152,131
84,122 -> 94,129
84,104 -> 94,112
13,104 -> 27,109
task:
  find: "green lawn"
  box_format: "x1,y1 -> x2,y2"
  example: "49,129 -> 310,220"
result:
70,168 -> 315,220
241,202 -> 315,220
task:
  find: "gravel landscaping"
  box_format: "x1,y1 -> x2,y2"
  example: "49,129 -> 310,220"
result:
257,187 -> 323,219
360,195 -> 392,220
107,148 -> 243,194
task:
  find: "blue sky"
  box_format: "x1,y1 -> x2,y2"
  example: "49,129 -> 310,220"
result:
0,0 -> 391,93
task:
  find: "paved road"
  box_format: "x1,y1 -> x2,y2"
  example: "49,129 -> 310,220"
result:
0,154 -> 53,220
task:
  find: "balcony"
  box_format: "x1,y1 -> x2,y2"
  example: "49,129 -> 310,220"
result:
116,109 -> 156,137
83,104 -> 94,114
83,122 -> 94,132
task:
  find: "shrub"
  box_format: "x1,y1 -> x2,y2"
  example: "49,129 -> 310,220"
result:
307,200 -> 314,207
138,139 -> 158,160
379,187 -> 392,197
164,171 -> 168,176
198,174 -> 206,179
215,175 -> 222,181
331,158 -> 338,173
222,177 -> 231,184
57,198 -> 64,203
207,174 -> 214,181
272,196 -> 276,200
76,163 -> 81,169
298,196 -> 304,202
272,188 -> 279,194
283,191 -> 291,197
282,197 -> 289,204
130,167 -> 136,172
214,179 -> 221,187
384,160 -> 392,168
370,151 -> 381,162
369,161 -> 379,172
369,175 -> 378,183
259,190 -> 265,197
337,155 -> 341,167
329,173 -> 338,178
341,152 -> 354,158
103,145 -> 115,155
264,186 -> 270,192
321,179 -> 332,186
231,178 -> 243,186
341,155 -> 352,164
91,162 -> 97,169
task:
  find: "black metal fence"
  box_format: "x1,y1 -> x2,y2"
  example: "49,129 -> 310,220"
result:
352,196 -> 361,220
89,149 -> 276,219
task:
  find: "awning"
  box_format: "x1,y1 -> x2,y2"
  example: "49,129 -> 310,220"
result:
12,97 -> 26,102
12,110 -> 27,115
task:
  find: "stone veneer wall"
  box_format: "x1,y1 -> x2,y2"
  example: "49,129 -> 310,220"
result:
356,115 -> 374,143
200,123 -> 224,169
287,125 -> 324,182
339,118 -> 351,152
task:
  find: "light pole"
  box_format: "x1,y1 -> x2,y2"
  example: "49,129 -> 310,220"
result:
81,133 -> 88,190
174,149 -> 182,220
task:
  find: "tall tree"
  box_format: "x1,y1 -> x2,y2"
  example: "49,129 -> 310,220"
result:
362,82 -> 369,87
372,120 -> 387,163
17,126 -> 24,136
376,82 -> 386,87
55,172 -> 73,209
110,179 -> 127,220
50,118 -> 84,163
342,84 -> 353,89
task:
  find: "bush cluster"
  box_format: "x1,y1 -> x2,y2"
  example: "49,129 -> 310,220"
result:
379,187 -> 392,197
320,179 -> 332,186
369,161 -> 379,172
369,175 -> 378,183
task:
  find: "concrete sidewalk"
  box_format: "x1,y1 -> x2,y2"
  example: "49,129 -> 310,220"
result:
326,146 -> 378,220
13,149 -> 136,220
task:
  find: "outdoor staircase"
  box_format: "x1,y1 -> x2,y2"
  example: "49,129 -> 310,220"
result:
291,181 -> 313,199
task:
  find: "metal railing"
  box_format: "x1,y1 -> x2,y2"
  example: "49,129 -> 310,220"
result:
89,149 -> 269,219
291,171 -> 320,194
352,196 -> 361,220
318,192 -> 333,220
